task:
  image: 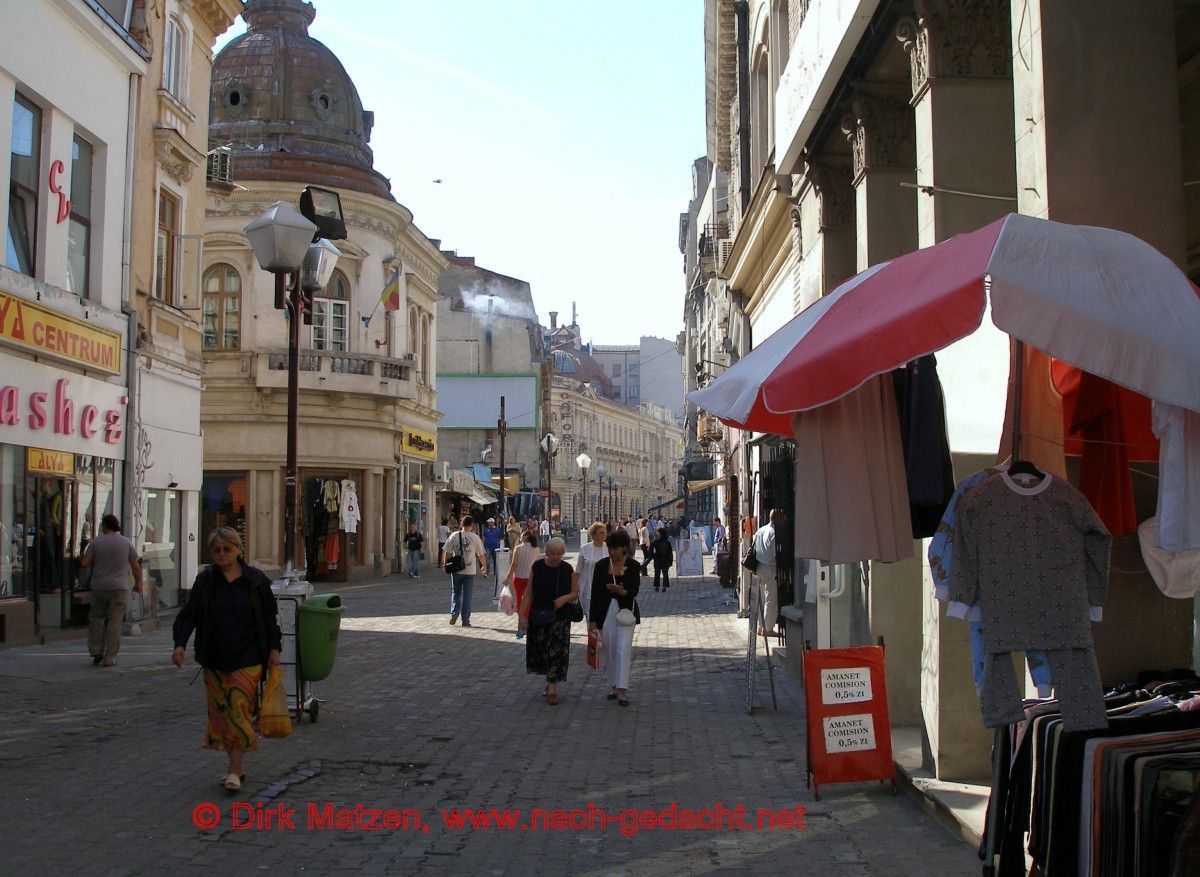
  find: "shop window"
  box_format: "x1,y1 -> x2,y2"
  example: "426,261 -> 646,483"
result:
201,472 -> 247,560
0,444 -> 27,599
202,263 -> 241,350
155,188 -> 180,302
7,94 -> 41,276
163,17 -> 188,102
66,136 -> 93,297
142,488 -> 181,612
313,268 -> 349,351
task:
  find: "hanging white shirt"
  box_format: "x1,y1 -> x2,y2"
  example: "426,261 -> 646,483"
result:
340,479 -> 361,534
1152,401 -> 1200,551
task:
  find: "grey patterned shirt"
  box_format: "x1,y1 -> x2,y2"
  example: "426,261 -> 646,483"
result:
947,473 -> 1110,653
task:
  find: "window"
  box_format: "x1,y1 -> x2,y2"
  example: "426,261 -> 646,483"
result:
66,136 -> 93,297
97,0 -> 133,28
629,383 -> 640,400
155,189 -> 180,302
312,268 -> 349,351
408,305 -> 418,368
613,386 -> 622,400
629,363 -> 639,377
420,313 -> 430,385
163,17 -> 187,101
612,364 -> 622,377
201,263 -> 241,350
7,94 -> 41,276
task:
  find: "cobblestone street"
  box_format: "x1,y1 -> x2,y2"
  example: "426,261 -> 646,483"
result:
0,567 -> 976,875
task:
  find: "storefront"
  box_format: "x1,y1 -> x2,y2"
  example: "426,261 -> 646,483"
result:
0,354 -> 128,641
300,468 -> 363,584
397,427 -> 436,566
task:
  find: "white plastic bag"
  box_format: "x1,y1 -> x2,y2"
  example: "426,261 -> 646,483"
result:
499,583 -> 516,616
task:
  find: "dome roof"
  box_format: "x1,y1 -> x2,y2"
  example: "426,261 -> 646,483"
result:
209,0 -> 392,200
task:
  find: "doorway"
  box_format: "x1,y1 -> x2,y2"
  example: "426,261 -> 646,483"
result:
27,475 -> 76,630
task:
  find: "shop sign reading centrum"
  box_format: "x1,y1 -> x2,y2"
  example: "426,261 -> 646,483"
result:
0,290 -> 122,375
0,357 -> 127,460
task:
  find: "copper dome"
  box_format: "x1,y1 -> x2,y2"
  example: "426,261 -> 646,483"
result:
209,0 -> 393,200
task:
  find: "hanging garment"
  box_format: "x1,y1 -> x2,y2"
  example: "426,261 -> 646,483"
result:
325,532 -> 340,569
339,479 -> 360,534
1152,401 -> 1200,551
997,341 -> 1068,479
791,375 -> 913,564
948,472 -> 1111,731
1137,517 -> 1200,599
891,354 -> 955,538
322,479 -> 341,514
979,648 -> 1107,732
929,468 -> 1054,695
1067,372 -> 1138,537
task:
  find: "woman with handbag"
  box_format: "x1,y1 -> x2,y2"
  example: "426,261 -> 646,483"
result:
519,537 -> 579,705
574,522 -> 607,621
171,527 -> 282,793
588,529 -> 641,707
503,530 -> 541,639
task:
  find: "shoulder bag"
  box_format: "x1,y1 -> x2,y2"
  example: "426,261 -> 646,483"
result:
443,532 -> 467,574
741,534 -> 759,572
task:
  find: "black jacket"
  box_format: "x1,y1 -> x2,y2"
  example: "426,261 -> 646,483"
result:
589,556 -> 641,626
173,562 -> 282,672
652,536 -> 674,567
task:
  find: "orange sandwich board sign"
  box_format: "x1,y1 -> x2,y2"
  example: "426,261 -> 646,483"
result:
802,643 -> 895,799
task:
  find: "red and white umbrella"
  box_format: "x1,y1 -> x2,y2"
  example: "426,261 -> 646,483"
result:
690,214 -> 1200,435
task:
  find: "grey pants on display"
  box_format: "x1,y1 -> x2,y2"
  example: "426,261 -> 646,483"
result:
980,647 -> 1108,732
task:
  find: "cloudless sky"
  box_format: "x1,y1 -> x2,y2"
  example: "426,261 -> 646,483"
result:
216,0 -> 705,345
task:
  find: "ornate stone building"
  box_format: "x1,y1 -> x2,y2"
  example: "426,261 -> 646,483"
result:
201,0 -> 446,582
699,0 -> 1200,785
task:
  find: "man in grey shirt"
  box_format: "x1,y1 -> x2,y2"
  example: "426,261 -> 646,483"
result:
80,514 -> 142,666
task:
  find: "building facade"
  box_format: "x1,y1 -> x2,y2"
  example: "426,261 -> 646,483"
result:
126,0 -> 240,622
201,0 -> 445,583
589,336 -> 686,419
698,0 -> 1199,783
0,0 -> 148,641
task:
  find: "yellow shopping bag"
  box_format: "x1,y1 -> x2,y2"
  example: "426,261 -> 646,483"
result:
259,665 -> 293,738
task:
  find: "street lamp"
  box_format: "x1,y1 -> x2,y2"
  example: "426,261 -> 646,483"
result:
595,464 -> 606,519
541,432 -> 558,526
244,199 -> 341,579
576,452 -> 591,528
606,475 -> 615,519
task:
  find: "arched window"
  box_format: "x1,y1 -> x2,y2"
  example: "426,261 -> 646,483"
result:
201,263 -> 241,350
408,305 -> 419,371
420,313 -> 431,385
312,268 -> 349,351
163,17 -> 188,101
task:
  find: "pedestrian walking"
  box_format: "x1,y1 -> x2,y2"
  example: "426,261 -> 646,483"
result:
651,527 -> 674,591
637,518 -> 652,574
505,515 -> 522,551
443,516 -> 487,627
749,509 -> 780,634
575,522 -> 607,621
403,522 -> 424,578
520,537 -> 579,705
588,529 -> 640,707
623,517 -> 638,548
437,517 -> 450,568
170,527 -> 282,793
482,517 -> 503,596
539,517 -> 551,540
503,530 -> 540,639
79,513 -> 142,666
712,517 -> 727,551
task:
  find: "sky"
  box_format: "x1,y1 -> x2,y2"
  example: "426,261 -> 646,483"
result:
216,0 -> 705,345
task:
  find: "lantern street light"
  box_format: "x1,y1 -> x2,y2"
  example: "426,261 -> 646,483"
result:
244,195 -> 342,579
575,452 -> 591,531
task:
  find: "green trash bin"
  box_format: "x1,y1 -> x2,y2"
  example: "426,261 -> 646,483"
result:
297,594 -> 344,682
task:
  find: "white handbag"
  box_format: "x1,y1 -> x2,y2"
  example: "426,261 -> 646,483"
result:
616,608 -> 636,627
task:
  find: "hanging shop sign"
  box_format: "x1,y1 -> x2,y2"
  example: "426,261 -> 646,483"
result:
802,644 -> 895,798
0,290 -> 122,374
27,447 -> 74,476
401,427 -> 437,461
0,357 -> 128,460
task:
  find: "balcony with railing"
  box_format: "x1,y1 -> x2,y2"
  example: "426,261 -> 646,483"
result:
252,348 -> 417,400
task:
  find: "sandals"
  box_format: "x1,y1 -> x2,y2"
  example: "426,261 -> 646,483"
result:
547,692 -> 559,705
606,692 -> 618,700
618,698 -> 630,707
222,772 -> 243,792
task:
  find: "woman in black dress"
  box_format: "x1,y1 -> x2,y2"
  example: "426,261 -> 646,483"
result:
588,529 -> 641,706
519,537 -> 579,705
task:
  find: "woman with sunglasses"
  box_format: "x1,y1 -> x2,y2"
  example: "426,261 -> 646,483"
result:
588,529 -> 641,707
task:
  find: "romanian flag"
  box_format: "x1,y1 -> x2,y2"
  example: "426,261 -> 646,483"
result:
380,269 -> 401,311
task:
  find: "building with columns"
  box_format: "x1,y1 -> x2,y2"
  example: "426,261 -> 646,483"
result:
698,0 -> 1199,783
201,0 -> 446,583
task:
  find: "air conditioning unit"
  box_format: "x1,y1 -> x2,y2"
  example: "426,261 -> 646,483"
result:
717,239 -> 734,271
399,353 -> 417,365
434,461 -> 449,483
206,147 -> 232,185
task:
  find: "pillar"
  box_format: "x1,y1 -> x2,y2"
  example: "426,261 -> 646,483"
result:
384,466 -> 397,572
900,0 -> 1016,781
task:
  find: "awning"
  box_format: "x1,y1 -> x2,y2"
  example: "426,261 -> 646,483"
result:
468,486 -> 497,506
687,476 -> 729,493
690,214 -> 1200,435
649,494 -> 686,512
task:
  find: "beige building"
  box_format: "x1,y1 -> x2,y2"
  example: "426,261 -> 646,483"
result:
200,0 -> 445,582
125,0 -> 240,619
700,0 -> 1198,784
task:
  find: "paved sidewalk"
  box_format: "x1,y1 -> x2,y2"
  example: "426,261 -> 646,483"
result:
0,567 -> 977,875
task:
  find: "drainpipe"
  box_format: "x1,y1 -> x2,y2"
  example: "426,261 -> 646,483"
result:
120,71 -> 141,550
734,0 -> 752,213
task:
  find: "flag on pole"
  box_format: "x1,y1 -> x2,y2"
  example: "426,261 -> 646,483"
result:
380,269 -> 401,311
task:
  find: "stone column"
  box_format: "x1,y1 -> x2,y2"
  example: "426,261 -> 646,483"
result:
795,158 -> 857,306
843,90 -> 924,726
364,468 -> 384,576
384,466 -> 397,572
899,0 -> 1016,781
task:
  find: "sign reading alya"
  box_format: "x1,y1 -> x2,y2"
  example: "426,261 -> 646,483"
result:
0,290 -> 122,374
0,357 -> 127,459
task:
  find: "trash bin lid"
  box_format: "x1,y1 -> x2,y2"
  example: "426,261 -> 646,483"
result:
300,593 -> 344,613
